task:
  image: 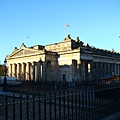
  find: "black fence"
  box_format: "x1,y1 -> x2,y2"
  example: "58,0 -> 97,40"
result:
0,83 -> 120,120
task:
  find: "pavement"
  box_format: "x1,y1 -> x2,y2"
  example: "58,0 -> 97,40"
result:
0,86 -> 17,96
0,86 -> 30,98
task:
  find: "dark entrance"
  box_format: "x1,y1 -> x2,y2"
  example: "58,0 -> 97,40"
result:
62,74 -> 66,82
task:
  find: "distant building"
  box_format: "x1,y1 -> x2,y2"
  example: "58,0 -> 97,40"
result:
6,34 -> 120,82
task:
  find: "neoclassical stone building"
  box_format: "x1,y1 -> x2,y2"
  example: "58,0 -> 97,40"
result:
6,34 -> 120,83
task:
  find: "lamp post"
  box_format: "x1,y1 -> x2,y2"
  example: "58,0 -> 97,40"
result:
3,58 -> 7,90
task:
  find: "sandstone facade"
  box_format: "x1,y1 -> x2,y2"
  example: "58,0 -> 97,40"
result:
6,34 -> 120,82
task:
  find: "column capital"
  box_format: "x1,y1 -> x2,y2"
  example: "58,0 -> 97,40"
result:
26,62 -> 30,65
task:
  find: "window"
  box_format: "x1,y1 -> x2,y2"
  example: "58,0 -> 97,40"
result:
88,63 -> 91,73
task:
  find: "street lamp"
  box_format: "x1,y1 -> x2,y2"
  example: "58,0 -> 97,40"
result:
3,58 -> 7,89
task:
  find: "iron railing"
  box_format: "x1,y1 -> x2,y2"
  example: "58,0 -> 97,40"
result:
0,83 -> 120,120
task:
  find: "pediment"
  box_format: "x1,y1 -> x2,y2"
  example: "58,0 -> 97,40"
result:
9,48 -> 42,58
81,47 -> 93,53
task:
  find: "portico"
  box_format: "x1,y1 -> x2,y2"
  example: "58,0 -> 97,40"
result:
9,61 -> 43,81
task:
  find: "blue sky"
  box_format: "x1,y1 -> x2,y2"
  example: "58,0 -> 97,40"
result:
0,0 -> 120,64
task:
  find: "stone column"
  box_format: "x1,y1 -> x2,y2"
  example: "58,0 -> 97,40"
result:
111,63 -> 114,74
33,63 -> 35,81
55,61 -> 59,81
22,63 -> 25,81
104,63 -> 106,75
117,64 -> 119,74
100,62 -> 103,78
109,63 -> 111,74
40,62 -> 43,81
51,61 -> 56,81
118,64 -> 120,74
105,63 -> 107,75
31,62 -> 35,81
68,60 -> 73,82
77,59 -> 81,82
42,61 -> 46,82
82,60 -> 86,82
95,62 -> 99,80
106,63 -> 108,74
30,63 -> 33,81
93,62 -> 96,80
102,62 -> 104,76
37,61 -> 40,82
98,62 -> 101,80
116,64 -> 118,75
117,64 -> 119,75
29,63 -> 31,80
114,64 -> 116,75
19,63 -> 22,80
90,61 -> 94,81
17,63 -> 20,80
105,63 -> 107,74
12,64 -> 15,77
35,63 -> 37,81
9,64 -> 12,76
38,60 -> 43,82
26,62 -> 30,80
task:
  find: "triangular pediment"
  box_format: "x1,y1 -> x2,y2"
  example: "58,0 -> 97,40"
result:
8,48 -> 43,58
81,46 -> 93,53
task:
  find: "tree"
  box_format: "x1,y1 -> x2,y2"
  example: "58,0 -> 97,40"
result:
0,65 -> 5,76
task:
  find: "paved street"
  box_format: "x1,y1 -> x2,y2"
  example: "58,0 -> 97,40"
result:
0,86 -> 23,97
0,86 -> 35,100
0,86 -> 3,91
0,86 -> 15,96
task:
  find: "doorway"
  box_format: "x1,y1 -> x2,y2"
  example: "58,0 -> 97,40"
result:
62,74 -> 66,82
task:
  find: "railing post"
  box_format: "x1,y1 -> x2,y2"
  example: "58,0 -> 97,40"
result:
5,95 -> 8,120
20,94 -> 22,120
33,94 -> 35,120
67,90 -> 69,120
75,89 -> 77,119
71,89 -> 74,120
13,94 -> 15,120
88,87 -> 91,119
44,92 -> 46,120
38,93 -> 41,120
54,91 -> 56,120
85,88 -> 88,120
63,90 -> 65,120
26,94 -> 29,120
78,88 -> 81,118
82,89 -> 84,119
59,91 -> 61,120
49,92 -> 52,120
